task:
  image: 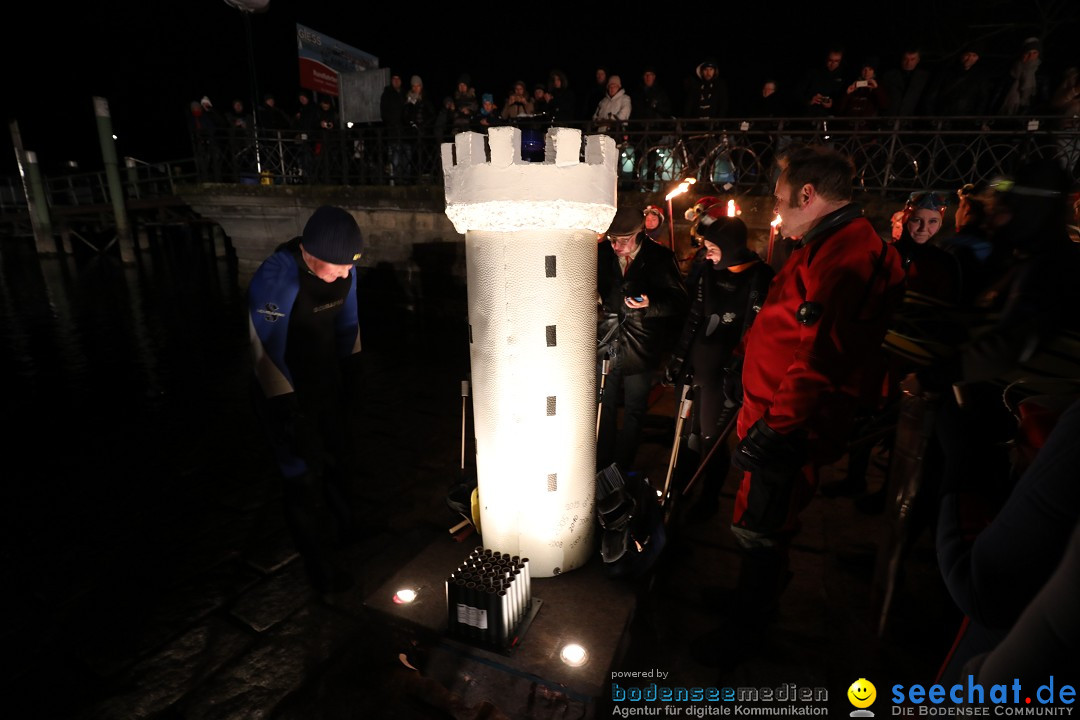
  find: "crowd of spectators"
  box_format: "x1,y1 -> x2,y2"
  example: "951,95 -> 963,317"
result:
369,37 -> 1079,133
186,36 -> 1079,184
595,145 -> 1080,675
190,36 -> 1080,145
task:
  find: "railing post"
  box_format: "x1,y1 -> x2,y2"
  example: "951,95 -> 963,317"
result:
135,224 -> 150,252
340,128 -> 350,186
378,127 -> 388,185
276,132 -> 286,181
124,156 -> 141,200
882,119 -> 903,195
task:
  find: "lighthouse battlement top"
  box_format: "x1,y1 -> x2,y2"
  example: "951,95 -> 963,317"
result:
441,126 -> 618,234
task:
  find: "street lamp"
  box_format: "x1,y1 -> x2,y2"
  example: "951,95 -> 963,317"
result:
223,0 -> 270,174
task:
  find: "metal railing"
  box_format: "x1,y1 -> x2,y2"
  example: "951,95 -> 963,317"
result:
4,115 -> 1076,214
0,158 -> 198,214
188,124 -> 465,188
0,176 -> 25,213
188,115 -> 1079,196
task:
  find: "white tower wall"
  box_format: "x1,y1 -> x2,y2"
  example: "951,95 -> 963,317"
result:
443,127 -> 617,576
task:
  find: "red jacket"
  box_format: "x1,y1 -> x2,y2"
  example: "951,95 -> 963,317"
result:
737,207 -> 906,460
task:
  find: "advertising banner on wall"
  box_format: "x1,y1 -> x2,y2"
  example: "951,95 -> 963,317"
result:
296,23 -> 378,97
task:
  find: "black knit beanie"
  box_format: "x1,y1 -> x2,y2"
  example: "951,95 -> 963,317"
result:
301,206 -> 363,264
699,216 -> 756,269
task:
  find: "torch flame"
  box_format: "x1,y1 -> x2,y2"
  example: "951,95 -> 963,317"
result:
726,199 -> 736,217
664,177 -> 696,202
771,213 -> 782,227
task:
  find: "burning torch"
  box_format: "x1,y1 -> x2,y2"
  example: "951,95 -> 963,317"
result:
665,178 -> 696,252
766,213 -> 782,267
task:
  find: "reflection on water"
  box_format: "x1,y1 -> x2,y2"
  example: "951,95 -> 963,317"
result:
0,226 -> 474,718
0,229 -> 470,575
1,231 -> 247,434
0,231 -> 257,578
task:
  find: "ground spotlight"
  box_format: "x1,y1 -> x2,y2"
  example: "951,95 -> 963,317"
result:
393,588 -> 418,604
560,642 -> 588,667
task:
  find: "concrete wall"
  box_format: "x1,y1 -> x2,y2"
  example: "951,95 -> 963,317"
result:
176,183 -> 465,287
176,183 -> 908,289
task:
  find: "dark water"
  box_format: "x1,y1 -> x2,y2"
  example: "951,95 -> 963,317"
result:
0,229 -> 471,569
1,232 -> 246,423
0,233 -> 256,596
0,228 -> 475,714
0,230 -> 505,718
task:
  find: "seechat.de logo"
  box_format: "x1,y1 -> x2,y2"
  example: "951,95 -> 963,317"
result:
848,678 -> 878,717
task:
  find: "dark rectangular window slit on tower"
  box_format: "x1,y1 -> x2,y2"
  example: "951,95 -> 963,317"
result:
545,255 -> 556,277
546,325 -> 556,347
546,396 -> 556,416
469,324 -> 473,344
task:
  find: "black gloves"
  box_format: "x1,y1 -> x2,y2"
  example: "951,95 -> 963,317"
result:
721,359 -> 744,409
732,418 -> 806,474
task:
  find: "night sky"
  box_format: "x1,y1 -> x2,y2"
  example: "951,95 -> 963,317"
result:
2,0 -> 1077,176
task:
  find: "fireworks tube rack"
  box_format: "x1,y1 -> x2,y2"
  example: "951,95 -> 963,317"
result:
445,546 -> 542,654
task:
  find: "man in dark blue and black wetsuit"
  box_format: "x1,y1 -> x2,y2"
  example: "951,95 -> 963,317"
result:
248,205 -> 365,593
664,214 -> 775,524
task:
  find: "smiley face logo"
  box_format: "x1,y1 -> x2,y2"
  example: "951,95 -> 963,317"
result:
847,678 -> 876,709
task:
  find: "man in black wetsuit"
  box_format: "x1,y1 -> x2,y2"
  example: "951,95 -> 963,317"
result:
664,215 -> 775,523
248,205 -> 365,593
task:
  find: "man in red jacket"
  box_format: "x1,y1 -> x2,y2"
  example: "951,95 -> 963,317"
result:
692,145 -> 907,668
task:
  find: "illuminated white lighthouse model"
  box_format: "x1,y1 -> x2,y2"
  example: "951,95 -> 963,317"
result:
442,127 -> 617,577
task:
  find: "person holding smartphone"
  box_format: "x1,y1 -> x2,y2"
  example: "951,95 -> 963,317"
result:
500,80 -> 534,120
799,47 -> 846,117
838,58 -> 890,119
596,207 -> 688,472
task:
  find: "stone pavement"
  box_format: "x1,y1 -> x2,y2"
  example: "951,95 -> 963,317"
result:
2,267 -> 961,720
